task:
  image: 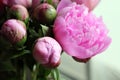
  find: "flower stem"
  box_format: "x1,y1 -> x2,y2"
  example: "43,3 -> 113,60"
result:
51,68 -> 60,80
55,68 -> 60,80
32,63 -> 39,80
23,63 -> 27,80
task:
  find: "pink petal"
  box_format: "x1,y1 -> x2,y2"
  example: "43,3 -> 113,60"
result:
57,0 -> 72,13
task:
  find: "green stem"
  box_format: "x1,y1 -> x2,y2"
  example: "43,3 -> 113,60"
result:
55,68 -> 60,80
32,63 -> 39,80
23,63 -> 27,80
51,68 -> 60,80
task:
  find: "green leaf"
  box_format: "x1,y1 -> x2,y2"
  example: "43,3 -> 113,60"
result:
0,35 -> 12,51
29,28 -> 40,38
10,50 -> 30,59
0,61 -> 15,72
45,68 -> 52,76
40,24 -> 49,36
15,36 -> 27,48
47,0 -> 52,4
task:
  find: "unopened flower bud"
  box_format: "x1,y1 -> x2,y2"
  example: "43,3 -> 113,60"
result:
33,3 -> 57,25
33,37 -> 62,68
44,0 -> 60,8
32,0 -> 41,9
2,0 -> 32,8
9,5 -> 29,22
1,19 -> 27,46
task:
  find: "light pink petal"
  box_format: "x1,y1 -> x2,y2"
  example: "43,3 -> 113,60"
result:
82,0 -> 100,11
57,0 -> 72,13
96,37 -> 112,54
54,17 -> 93,59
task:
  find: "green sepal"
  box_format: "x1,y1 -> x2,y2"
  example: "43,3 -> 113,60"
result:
40,24 -> 49,36
15,35 -> 27,48
47,0 -> 52,4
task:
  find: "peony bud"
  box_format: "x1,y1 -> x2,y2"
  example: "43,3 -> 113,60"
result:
9,5 -> 29,22
33,37 -> 62,68
1,19 -> 27,46
32,0 -> 41,9
33,3 -> 57,25
2,0 -> 32,8
44,0 -> 61,8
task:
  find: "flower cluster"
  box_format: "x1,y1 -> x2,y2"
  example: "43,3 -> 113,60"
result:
0,0 -> 111,80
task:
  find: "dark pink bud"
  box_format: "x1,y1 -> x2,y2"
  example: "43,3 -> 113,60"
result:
9,5 -> 29,21
33,37 -> 62,68
32,0 -> 41,9
33,3 -> 56,25
1,19 -> 27,46
2,0 -> 32,8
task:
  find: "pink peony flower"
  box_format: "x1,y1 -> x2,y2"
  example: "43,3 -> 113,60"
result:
53,2 -> 111,61
2,0 -> 32,8
33,37 -> 62,68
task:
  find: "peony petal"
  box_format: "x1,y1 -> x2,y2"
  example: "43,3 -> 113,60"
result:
96,37 -> 112,54
82,0 -> 100,11
57,0 -> 72,13
71,0 -> 100,11
54,17 -> 93,59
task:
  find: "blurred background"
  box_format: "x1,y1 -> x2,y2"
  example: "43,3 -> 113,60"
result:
58,0 -> 120,80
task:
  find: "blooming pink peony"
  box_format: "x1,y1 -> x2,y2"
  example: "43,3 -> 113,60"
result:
33,37 -> 62,68
53,1 -> 111,60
